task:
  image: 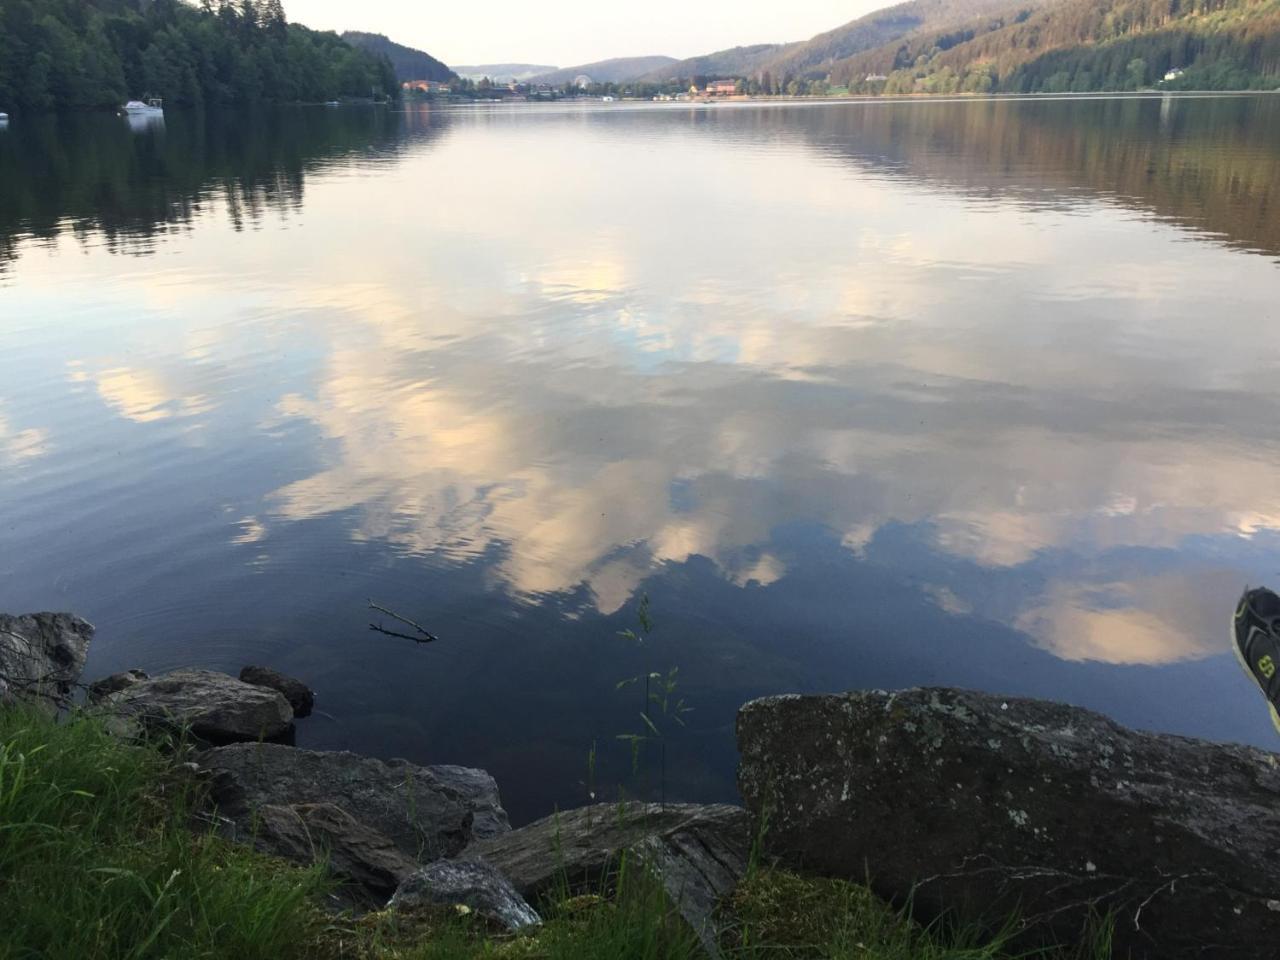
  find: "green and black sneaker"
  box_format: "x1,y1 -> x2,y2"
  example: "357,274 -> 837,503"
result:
1234,586 -> 1280,733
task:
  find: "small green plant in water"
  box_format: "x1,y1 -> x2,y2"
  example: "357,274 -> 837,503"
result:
613,594 -> 692,808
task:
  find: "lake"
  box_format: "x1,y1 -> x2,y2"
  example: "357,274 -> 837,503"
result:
2,94 -> 1279,823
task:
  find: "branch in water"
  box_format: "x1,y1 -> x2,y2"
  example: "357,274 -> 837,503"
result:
367,601 -> 439,644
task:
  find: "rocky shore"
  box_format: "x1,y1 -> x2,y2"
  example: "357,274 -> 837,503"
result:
4,610 -> 1279,957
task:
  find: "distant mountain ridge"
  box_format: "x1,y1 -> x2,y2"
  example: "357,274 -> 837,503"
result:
636,0 -> 1280,93
453,63 -> 558,82
342,32 -> 455,83
531,56 -> 679,84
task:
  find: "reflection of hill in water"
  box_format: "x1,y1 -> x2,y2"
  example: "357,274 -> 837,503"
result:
0,105 -> 451,267
709,96 -> 1280,261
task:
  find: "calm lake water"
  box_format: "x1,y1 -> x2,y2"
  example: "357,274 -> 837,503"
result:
2,95 -> 1279,822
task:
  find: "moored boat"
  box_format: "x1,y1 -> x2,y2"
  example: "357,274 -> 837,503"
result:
123,98 -> 164,116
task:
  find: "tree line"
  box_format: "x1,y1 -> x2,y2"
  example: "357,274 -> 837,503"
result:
0,0 -> 399,112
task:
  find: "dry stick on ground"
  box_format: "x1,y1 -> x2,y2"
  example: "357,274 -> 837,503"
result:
367,601 -> 439,644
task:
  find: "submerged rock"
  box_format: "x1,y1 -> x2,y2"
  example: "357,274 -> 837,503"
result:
0,613 -> 94,711
737,687 -> 1280,959
238,665 -> 314,718
102,669 -> 293,742
463,802 -> 750,957
391,858 -> 540,931
253,802 -> 418,903
200,742 -> 510,865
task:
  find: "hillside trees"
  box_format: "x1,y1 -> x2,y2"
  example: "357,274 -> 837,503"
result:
0,0 -> 399,112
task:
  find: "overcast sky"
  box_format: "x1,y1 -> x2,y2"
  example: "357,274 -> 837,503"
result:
282,0 -> 880,68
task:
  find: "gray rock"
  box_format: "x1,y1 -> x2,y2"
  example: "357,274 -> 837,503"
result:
87,669 -> 149,703
464,802 -> 749,957
391,858 -> 540,931
200,742 -> 510,864
239,665 -> 314,718
251,802 -> 418,903
737,687 -> 1280,959
102,669 -> 293,742
0,613 -> 93,711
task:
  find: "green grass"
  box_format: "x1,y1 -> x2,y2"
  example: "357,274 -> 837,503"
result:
0,706 -> 329,960
0,708 -> 1111,960
725,868 -> 1021,960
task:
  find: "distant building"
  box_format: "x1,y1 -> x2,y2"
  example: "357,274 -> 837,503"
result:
1164,68 -> 1185,82
705,79 -> 738,96
865,74 -> 889,83
402,80 -> 450,94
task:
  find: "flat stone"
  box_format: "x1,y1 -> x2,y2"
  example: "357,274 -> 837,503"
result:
102,669 -> 293,742
464,802 -> 749,957
239,665 -> 314,718
391,858 -> 540,930
738,687 -> 1280,959
0,612 -> 93,712
251,802 -> 418,904
200,742 -> 510,864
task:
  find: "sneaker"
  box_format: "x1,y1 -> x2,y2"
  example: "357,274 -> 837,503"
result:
1233,586 -> 1280,733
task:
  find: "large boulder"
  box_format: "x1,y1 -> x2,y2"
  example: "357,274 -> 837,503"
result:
463,802 -> 750,957
200,742 -> 510,865
737,688 -> 1280,959
391,858 -> 540,931
239,665 -> 314,718
102,669 -> 293,742
251,802 -> 418,904
0,613 -> 93,711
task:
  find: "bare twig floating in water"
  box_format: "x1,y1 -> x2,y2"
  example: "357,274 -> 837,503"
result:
367,600 -> 439,644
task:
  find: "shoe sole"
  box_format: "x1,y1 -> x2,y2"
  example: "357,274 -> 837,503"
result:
1232,610 -> 1280,735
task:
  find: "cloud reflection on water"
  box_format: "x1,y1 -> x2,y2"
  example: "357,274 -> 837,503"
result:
5,98 -> 1280,678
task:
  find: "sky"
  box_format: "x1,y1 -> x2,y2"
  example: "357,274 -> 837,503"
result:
281,0 -> 880,69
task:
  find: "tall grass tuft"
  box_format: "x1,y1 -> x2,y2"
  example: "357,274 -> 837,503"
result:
0,706 -> 328,960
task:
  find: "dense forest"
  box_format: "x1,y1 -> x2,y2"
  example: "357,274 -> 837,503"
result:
0,0 -> 399,112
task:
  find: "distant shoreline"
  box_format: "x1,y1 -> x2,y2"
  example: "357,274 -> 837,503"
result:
3,89 -> 1276,119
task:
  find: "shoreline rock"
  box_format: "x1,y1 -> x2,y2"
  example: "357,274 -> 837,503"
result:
199,741 -> 511,867
101,668 -> 294,743
390,859 -> 541,931
0,612 -> 94,711
252,801 -> 419,905
463,801 -> 750,958
738,687 -> 1280,959
239,665 -> 315,718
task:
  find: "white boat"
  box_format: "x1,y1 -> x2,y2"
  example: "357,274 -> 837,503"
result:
123,98 -> 164,116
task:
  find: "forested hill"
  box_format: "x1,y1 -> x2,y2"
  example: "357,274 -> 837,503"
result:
829,0 -> 1280,93
764,0 -> 1054,80
342,32 -> 454,83
661,0 -> 1279,94
651,0 -> 1052,84
0,0 -> 398,112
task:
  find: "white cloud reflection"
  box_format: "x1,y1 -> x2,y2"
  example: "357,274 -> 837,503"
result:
11,107 -> 1280,665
